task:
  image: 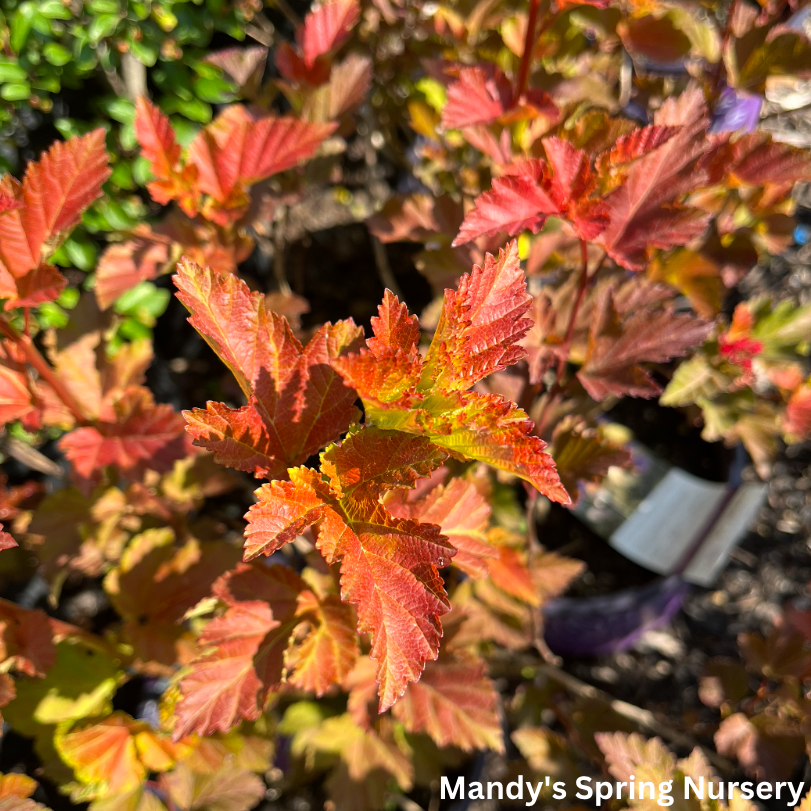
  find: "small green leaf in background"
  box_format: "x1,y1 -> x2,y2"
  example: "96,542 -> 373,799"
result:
0,59 -> 27,83
129,38 -> 158,66
64,235 -> 99,272
193,75 -> 236,103
43,43 -> 72,66
0,83 -> 31,102
11,2 -> 38,53
37,302 -> 70,330
114,281 -> 170,327
39,0 -> 73,20
88,12 -> 121,42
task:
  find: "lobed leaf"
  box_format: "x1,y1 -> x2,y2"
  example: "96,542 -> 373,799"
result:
442,65 -> 513,130
385,476 -> 496,578
174,260 -> 362,479
0,129 -> 110,279
244,428 -> 454,710
578,282 -> 712,400
597,87 -> 718,270
59,388 -> 190,480
391,654 -> 504,752
454,142 -> 609,246
174,564 -> 305,739
334,242 -> 569,503
300,0 -> 360,68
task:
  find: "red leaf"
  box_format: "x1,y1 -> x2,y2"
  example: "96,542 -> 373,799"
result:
187,105 -> 335,222
385,476 -> 497,578
0,525 -> 17,552
0,597 -> 55,677
786,382 -> 811,440
300,0 -> 360,68
6,263 -> 66,311
174,563 -> 306,738
276,41 -> 331,86
453,164 -> 556,247
134,97 -> 181,184
578,280 -> 713,400
595,124 -> 679,182
442,65 -> 513,130
334,242 -> 570,504
244,428 -> 454,711
59,387 -> 190,479
175,260 -> 362,478
454,142 -> 609,246
0,130 -> 110,279
423,239 -> 534,391
598,88 -> 718,270
243,478 -> 328,561
729,132 -> 811,187
0,194 -> 22,216
133,97 -> 200,218
0,357 -> 32,423
542,137 -> 610,240
287,590 -> 359,695
392,654 -> 504,752
95,226 -> 173,310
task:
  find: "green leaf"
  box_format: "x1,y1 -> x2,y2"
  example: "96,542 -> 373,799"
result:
64,235 -> 99,271
89,0 -> 121,12
0,59 -> 27,83
132,155 -> 152,185
128,38 -> 158,66
0,82 -> 31,101
119,119 -> 137,151
174,96 -> 212,123
114,281 -> 170,326
10,3 -> 38,53
97,96 -> 135,124
3,640 -> 121,733
57,286 -> 80,309
54,118 -> 96,139
152,5 -> 178,31
88,12 -> 121,42
39,0 -> 73,19
660,354 -> 728,407
37,302 -> 69,329
32,75 -> 60,93
43,42 -> 72,66
118,316 -> 152,341
110,160 -> 135,190
193,75 -> 236,103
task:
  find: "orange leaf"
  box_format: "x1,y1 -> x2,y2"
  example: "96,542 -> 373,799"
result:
385,476 -> 497,578
174,564 -> 305,738
392,654 -> 504,752
174,260 -> 362,479
334,242 -> 569,503
287,590 -> 359,695
0,130 -> 110,279
56,712 -> 182,798
59,387 -> 190,479
244,428 -> 453,711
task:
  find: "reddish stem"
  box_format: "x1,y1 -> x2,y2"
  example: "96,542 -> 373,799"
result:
0,316 -> 90,426
536,240 -> 592,434
515,0 -> 542,101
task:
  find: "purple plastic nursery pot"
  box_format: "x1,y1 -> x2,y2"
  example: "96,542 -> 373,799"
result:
542,575 -> 690,657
